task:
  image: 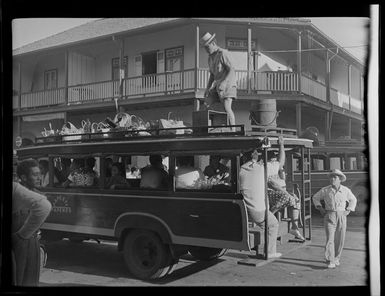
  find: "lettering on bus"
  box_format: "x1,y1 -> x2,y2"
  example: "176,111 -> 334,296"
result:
51,195 -> 72,214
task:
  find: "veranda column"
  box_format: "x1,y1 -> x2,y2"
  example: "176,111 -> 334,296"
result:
297,31 -> 302,93
193,23 -> 200,111
247,26 -> 252,94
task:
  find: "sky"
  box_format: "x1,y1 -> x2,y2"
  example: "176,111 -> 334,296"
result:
12,17 -> 370,63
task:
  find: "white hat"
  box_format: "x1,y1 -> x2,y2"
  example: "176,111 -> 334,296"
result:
200,32 -> 216,46
328,169 -> 347,182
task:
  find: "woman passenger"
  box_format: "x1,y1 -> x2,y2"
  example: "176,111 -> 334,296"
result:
105,162 -> 129,189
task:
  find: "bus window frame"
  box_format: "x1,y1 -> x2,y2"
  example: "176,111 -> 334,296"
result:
172,151 -> 238,194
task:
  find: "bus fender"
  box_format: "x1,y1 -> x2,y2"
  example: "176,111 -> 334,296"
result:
114,213 -> 173,251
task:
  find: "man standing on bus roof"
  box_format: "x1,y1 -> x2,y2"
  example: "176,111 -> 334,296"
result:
13,159 -> 52,285
312,169 -> 357,269
200,32 -> 237,132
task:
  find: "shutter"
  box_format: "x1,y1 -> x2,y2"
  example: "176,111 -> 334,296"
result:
157,51 -> 164,73
134,55 -> 142,76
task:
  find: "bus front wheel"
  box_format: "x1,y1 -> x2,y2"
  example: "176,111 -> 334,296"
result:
123,229 -> 176,280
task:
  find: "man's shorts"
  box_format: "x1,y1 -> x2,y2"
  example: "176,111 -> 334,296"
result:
205,85 -> 237,106
268,188 -> 301,213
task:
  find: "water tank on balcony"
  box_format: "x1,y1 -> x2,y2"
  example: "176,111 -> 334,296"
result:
250,99 -> 278,128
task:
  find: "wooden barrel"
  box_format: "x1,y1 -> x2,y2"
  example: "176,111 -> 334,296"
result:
250,99 -> 278,127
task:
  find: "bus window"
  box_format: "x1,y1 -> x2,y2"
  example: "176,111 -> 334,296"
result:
61,157 -> 100,188
175,154 -> 233,192
103,154 -> 170,190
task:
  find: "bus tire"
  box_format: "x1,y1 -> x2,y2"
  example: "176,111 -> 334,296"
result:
123,229 -> 175,280
188,246 -> 223,261
352,185 -> 369,216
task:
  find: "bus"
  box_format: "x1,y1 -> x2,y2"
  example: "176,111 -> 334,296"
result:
15,125 -> 313,280
293,141 -> 369,215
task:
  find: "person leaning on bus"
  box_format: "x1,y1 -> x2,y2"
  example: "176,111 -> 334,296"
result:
13,159 -> 52,286
239,148 -> 281,258
312,169 -> 357,269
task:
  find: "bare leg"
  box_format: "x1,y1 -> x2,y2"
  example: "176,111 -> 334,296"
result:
290,207 -> 300,230
223,98 -> 235,131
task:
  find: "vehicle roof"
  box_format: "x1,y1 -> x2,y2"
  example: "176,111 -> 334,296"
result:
16,133 -> 313,159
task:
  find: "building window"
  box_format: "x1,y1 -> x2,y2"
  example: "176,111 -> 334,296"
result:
165,47 -> 183,72
44,69 -> 58,90
112,56 -> 128,80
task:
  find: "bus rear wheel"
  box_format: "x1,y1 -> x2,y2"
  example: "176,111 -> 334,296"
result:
188,246 -> 224,261
123,229 -> 176,280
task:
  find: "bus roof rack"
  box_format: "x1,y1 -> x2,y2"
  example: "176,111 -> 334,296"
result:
34,125 -> 247,145
249,125 -> 298,138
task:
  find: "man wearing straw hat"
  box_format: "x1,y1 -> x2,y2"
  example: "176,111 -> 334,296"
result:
313,169 -> 357,269
200,32 -> 237,132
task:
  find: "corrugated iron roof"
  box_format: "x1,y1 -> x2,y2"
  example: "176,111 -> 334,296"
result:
13,17 -> 311,56
13,18 -> 180,56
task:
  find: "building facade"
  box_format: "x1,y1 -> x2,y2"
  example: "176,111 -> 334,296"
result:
12,18 -> 366,147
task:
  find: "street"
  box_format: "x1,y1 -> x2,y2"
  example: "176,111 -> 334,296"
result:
39,213 -> 368,287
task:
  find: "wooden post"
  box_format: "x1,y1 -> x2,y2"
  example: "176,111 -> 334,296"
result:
263,148 -> 269,260
325,50 -> 330,103
296,102 -> 302,136
17,116 -> 21,137
18,62 -> 22,110
194,24 -> 200,110
348,117 -> 352,139
119,38 -> 124,99
247,26 -> 252,94
64,51 -> 69,105
348,64 -> 352,111
297,31 -> 302,93
325,111 -> 330,141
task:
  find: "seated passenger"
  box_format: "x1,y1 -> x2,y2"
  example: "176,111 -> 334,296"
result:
266,136 -> 305,241
127,166 -> 140,179
85,157 -> 99,185
175,156 -> 206,189
39,159 -> 58,187
140,155 -> 169,189
104,158 -> 113,178
57,157 -> 71,183
204,155 -> 230,181
105,162 -> 129,189
63,159 -> 95,187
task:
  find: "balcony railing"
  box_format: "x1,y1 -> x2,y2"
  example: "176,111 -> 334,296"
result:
21,88 -> 65,108
301,75 -> 327,102
13,68 -> 362,115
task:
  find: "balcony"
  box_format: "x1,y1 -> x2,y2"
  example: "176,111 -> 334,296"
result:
13,68 -> 362,114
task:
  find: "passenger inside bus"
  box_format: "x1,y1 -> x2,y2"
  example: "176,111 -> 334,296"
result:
39,159 -> 59,187
140,155 -> 169,189
85,157 -> 99,185
127,166 -> 140,179
266,137 -> 305,241
63,158 -> 96,187
104,157 -> 113,178
175,156 -> 206,189
203,155 -> 230,180
57,157 -> 72,183
105,162 -> 129,189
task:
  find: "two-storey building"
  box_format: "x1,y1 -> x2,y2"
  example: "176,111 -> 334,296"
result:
12,18 -> 366,147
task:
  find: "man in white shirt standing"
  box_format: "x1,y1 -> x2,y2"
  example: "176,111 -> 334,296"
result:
313,169 -> 357,269
13,159 -> 52,286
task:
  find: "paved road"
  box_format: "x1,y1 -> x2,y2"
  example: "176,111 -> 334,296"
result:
39,214 -> 368,287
